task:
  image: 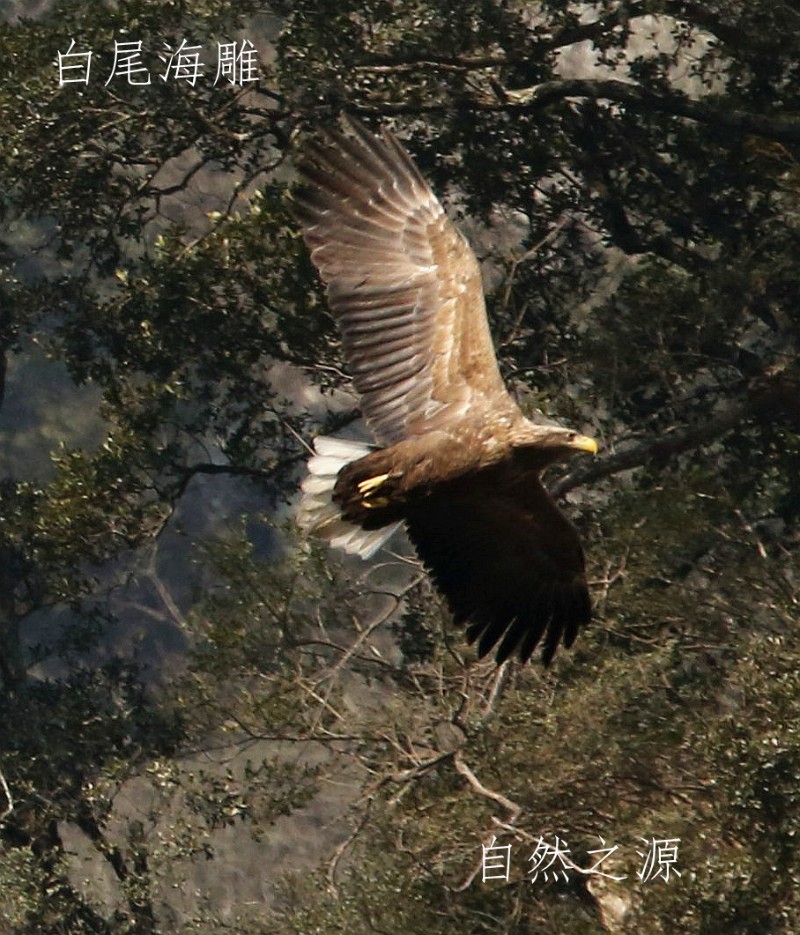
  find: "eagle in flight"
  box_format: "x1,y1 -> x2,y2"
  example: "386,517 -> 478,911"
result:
295,117 -> 597,665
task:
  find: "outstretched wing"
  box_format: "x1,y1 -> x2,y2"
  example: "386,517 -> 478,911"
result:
405,465 -> 591,665
295,117 -> 509,446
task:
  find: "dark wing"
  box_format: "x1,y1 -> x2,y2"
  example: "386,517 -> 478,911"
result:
294,117 -> 510,446
405,466 -> 591,665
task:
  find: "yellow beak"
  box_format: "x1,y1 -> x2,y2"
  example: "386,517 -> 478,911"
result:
571,435 -> 598,455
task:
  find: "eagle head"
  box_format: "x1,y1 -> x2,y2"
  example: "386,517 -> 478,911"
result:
512,422 -> 598,470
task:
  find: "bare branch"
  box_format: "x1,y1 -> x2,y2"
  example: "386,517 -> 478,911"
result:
552,372 -> 800,497
452,752 -> 522,891
355,3 -> 651,72
0,766 -> 12,820
327,798 -> 374,895
506,79 -> 800,145
453,752 -> 522,821
357,78 -> 800,145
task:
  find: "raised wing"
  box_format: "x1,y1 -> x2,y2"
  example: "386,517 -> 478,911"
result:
404,464 -> 591,665
294,117 -> 509,446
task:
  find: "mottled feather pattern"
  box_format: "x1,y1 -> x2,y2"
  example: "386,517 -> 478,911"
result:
295,118 -> 506,446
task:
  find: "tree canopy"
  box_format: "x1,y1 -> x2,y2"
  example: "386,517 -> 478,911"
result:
1,1 -> 799,933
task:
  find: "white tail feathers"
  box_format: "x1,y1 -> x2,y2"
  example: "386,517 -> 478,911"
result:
297,436 -> 402,560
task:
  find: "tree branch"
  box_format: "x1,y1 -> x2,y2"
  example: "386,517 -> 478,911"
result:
453,751 -> 522,820
507,79 -> 800,144
552,372 -> 800,498
358,78 -> 800,144
355,3 -> 651,72
0,766 -> 12,820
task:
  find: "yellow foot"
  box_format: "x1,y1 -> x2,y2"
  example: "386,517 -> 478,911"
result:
363,496 -> 390,509
357,473 -> 390,496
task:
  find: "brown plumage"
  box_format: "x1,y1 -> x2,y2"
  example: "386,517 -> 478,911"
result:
294,117 -> 598,665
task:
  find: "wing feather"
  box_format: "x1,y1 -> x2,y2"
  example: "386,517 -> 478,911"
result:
295,117 -> 509,444
405,466 -> 591,665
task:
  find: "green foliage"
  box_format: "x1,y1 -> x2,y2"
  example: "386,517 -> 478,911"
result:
1,0 -> 800,932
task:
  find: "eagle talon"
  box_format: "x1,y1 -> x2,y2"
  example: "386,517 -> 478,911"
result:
358,473 -> 390,496
363,496 -> 391,509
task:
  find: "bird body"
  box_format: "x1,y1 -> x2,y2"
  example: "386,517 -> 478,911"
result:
295,117 -> 597,664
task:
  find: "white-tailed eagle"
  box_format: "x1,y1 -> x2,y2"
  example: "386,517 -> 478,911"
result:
295,118 -> 597,665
